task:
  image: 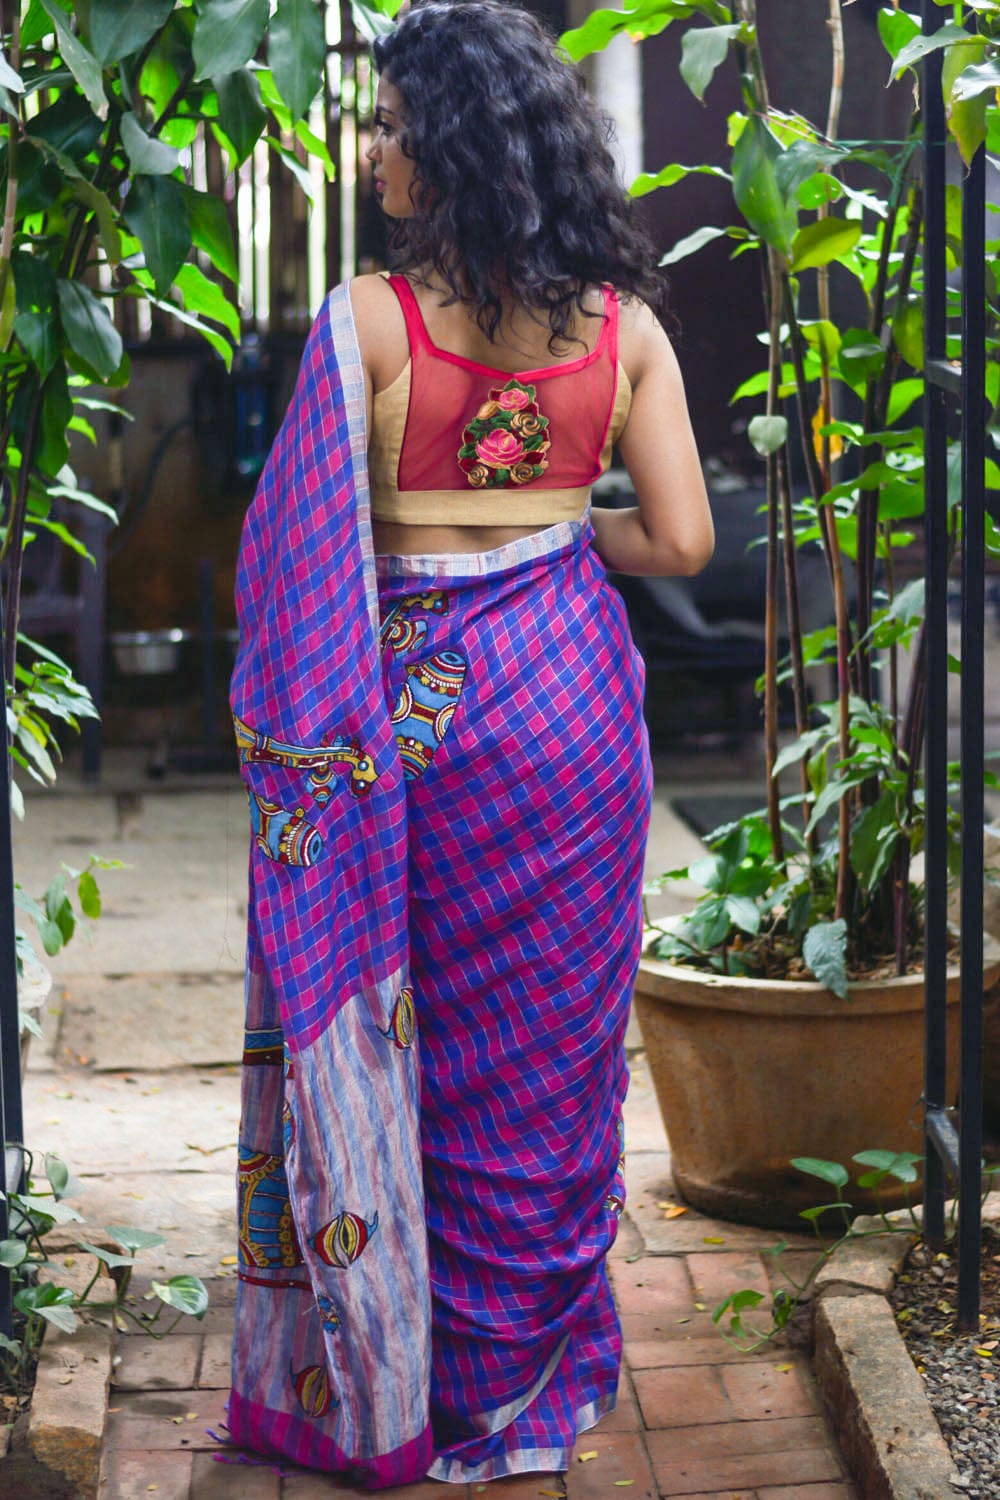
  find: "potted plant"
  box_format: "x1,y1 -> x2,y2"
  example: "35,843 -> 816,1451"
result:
561,0 -> 1000,1227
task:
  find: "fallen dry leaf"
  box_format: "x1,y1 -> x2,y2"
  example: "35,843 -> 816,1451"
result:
219,1255 -> 238,1266
774,1363 -> 793,1373
662,1205 -> 688,1220
702,1236 -> 725,1245
694,1301 -> 706,1311
613,1483 -> 635,1488
577,1450 -> 599,1462
974,1347 -> 995,1358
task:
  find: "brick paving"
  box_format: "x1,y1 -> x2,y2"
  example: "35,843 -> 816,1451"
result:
98,1232 -> 858,1500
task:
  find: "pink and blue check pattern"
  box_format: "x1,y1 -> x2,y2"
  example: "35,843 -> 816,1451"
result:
227,287 -> 653,1488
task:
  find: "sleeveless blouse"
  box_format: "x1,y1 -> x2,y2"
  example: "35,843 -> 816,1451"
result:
369,274 -> 632,526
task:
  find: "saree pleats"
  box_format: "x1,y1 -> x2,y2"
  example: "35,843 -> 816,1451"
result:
228,288 -> 652,1488
377,522 -> 651,1480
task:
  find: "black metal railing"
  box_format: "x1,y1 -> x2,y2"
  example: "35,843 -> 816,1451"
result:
0,599 -> 25,1336
922,0 -> 988,1333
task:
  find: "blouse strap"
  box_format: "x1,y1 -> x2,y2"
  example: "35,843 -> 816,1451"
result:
386,273 -> 432,352
602,285 -> 620,367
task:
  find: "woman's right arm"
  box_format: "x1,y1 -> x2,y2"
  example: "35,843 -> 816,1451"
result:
589,300 -> 715,578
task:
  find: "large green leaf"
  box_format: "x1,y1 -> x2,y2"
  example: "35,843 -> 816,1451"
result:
943,36 -> 989,166
630,162 -> 731,198
215,67 -> 266,165
90,0 -> 174,65
174,262 -> 240,341
181,185 -> 238,282
849,790 -> 900,893
679,23 -> 740,102
269,0 -> 326,124
802,918 -> 848,999
350,0 -> 404,42
152,1274 -> 209,1318
125,175 -> 191,292
889,22 -> 969,80
36,360 -> 72,476
121,111 -> 184,175
950,57 -> 1000,103
57,280 -> 123,380
15,309 -> 59,376
192,0 -> 269,82
0,1238 -> 27,1267
790,1156 -> 849,1189
38,0 -> 108,120
892,298 -> 924,371
732,114 -> 796,253
28,91 -> 104,160
104,1224 -> 167,1253
789,215 -> 861,272
659,223 -> 742,266
561,0 -> 730,62
877,5 -> 919,62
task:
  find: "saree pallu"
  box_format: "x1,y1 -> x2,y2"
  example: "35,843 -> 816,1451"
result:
228,284 -> 652,1488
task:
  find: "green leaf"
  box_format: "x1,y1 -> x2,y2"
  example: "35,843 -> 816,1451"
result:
0,1238 -> 27,1267
15,310 -> 59,378
887,377 -> 923,426
215,67 -> 266,165
889,22 -> 969,80
0,50 -> 24,95
57,281 -> 123,381
145,291 -> 234,368
725,894 -> 760,936
193,0 -> 269,82
850,790 -> 900,893
800,319 -> 840,363
38,0 -> 108,120
789,216 -> 862,272
798,1201 -> 852,1222
121,111 -> 185,175
877,5 -> 920,62
892,298 -> 924,371
152,1274 -> 209,1318
76,1238 -> 136,1269
105,1224 -> 167,1253
181,185 -> 239,282
944,37 -> 990,166
790,1156 -> 849,1189
173,263 -> 240,341
269,0 -> 326,124
69,177 -> 123,265
802,918 -> 848,999
950,58 -> 1000,103
748,414 -> 787,457
732,114 -> 796,253
560,0 -> 731,62
679,23 -> 740,103
44,1152 -> 72,1197
78,869 -> 101,919
36,359 -> 72,477
125,175 -> 191,293
659,224 -> 740,267
266,137 -> 315,203
629,162 -> 731,198
853,1148 -> 922,1184
350,0 -> 404,44
15,1283 -> 77,1333
90,0 -> 175,65
838,329 -> 885,388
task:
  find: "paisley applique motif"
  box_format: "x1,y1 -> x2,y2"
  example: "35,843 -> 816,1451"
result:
379,589 -> 449,656
234,714 -> 379,799
248,791 -> 323,867
312,1210 -> 379,1269
378,986 -> 416,1049
238,1147 -> 304,1270
391,650 -> 467,780
458,378 -> 550,489
291,1362 -> 339,1416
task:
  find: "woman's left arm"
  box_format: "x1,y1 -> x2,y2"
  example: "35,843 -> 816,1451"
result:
590,300 -> 714,578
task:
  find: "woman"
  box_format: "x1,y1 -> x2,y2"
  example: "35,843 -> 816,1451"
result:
227,1 -> 712,1489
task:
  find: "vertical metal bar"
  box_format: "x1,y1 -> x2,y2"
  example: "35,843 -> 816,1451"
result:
957,141 -> 986,1333
0,599 -> 24,1336
922,0 -> 949,1248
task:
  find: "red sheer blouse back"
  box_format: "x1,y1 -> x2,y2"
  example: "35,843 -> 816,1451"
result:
369,275 -> 632,526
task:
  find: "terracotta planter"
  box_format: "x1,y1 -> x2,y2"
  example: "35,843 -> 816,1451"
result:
633,938 -> 1000,1230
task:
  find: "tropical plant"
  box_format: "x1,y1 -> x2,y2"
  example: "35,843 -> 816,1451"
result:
563,0 -> 1000,993
0,1147 -> 208,1398
0,0 -> 341,989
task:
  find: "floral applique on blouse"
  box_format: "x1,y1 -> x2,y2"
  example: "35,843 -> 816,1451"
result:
457,378 -> 551,489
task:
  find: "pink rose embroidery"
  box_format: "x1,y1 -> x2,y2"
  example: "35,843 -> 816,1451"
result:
495,387 -> 531,411
457,377 -> 551,488
475,429 -> 526,468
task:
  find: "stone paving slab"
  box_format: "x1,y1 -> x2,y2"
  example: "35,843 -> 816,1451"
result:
58,972 -> 246,1071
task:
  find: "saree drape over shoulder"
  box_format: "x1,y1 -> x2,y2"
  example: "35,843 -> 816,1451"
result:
228,283 -> 652,1488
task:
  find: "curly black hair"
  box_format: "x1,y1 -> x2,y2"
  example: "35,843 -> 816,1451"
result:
371,0 -> 667,351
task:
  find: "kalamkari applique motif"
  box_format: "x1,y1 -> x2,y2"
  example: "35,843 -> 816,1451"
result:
458,377 -> 550,488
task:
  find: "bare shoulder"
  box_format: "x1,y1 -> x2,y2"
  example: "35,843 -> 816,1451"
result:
617,294 -> 680,388
349,273 -> 408,390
